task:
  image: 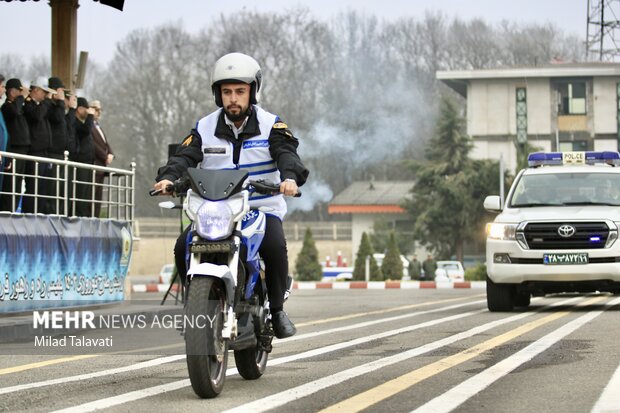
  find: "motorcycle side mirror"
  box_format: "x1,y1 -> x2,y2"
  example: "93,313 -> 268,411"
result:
158,201 -> 176,209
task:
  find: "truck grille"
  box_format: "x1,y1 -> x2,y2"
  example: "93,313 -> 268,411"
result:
522,222 -> 609,250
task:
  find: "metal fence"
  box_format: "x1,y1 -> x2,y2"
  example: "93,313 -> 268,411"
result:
0,150 -> 136,222
133,218 -> 352,240
283,221 -> 352,241
133,217 -> 183,238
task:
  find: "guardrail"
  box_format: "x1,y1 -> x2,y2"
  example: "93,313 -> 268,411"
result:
0,150 -> 135,223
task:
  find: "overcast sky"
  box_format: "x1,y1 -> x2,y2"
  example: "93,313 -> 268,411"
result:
2,0 -> 588,65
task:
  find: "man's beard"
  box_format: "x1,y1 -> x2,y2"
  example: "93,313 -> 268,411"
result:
224,105 -> 250,122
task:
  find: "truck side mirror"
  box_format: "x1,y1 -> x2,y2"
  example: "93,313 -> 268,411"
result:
483,195 -> 502,212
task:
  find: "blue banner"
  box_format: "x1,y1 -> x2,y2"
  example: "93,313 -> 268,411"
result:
0,215 -> 133,313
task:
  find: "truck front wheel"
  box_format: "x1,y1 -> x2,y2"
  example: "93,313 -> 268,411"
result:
486,275 -> 515,312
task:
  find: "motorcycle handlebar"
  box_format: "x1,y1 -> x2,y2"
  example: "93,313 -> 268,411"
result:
250,180 -> 302,198
149,178 -> 301,197
149,177 -> 189,197
148,186 -> 172,197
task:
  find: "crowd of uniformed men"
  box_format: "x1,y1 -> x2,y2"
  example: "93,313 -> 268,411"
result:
0,74 -> 114,217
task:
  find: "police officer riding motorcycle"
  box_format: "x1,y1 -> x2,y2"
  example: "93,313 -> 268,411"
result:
152,52 -> 308,398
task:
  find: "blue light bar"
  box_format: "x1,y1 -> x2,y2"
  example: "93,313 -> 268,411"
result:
528,152 -> 563,167
590,236 -> 601,243
527,151 -> 620,167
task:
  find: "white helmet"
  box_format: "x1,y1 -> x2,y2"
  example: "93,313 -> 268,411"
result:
211,52 -> 262,107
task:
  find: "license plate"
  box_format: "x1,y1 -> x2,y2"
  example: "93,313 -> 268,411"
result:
543,253 -> 588,265
190,241 -> 234,253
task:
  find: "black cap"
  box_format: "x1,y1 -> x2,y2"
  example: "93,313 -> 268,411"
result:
48,77 -> 65,90
77,97 -> 89,108
6,78 -> 24,90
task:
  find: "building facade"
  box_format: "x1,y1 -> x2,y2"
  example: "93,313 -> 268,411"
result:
328,181 -> 426,259
437,63 -> 620,172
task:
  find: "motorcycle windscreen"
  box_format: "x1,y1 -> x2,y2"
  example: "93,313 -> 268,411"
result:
187,168 -> 249,201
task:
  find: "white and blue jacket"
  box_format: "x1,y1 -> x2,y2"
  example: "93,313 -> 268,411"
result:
156,105 -> 308,220
195,106 -> 287,219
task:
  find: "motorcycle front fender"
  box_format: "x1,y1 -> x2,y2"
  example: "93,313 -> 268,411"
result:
187,263 -> 236,308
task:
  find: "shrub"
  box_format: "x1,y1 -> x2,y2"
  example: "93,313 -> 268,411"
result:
381,232 -> 403,281
295,228 -> 323,281
465,262 -> 487,281
353,232 -> 381,281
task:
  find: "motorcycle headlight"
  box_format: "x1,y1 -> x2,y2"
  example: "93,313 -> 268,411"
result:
196,201 -> 234,240
486,223 -> 517,240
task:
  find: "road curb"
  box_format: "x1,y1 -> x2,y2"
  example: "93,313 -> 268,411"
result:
132,284 -> 180,293
131,281 -> 487,293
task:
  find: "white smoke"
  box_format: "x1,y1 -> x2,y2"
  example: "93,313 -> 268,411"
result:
286,178 -> 334,213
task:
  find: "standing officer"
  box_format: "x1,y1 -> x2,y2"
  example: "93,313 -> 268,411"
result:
23,77 -> 56,213
73,97 -> 96,216
422,254 -> 438,281
408,255 -> 422,280
90,99 -> 114,217
153,52 -> 309,339
0,75 -> 8,199
63,90 -> 78,212
1,79 -> 31,212
46,77 -> 69,214
64,91 -> 78,159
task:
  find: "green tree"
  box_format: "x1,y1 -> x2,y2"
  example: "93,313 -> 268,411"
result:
404,96 -> 499,261
353,232 -> 381,281
515,140 -> 543,171
295,228 -> 323,281
369,219 -> 414,256
381,232 -> 403,280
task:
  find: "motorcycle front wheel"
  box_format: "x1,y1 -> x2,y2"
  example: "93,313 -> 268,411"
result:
185,277 -> 229,398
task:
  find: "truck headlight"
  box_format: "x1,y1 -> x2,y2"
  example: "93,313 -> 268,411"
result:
486,223 -> 517,240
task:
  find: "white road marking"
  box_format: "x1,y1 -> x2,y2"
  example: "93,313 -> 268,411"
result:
412,296 -> 620,413
591,361 -> 620,413
51,380 -> 192,413
0,298 -> 483,395
281,299 -> 487,343
48,307 -> 490,412
218,297 -> 583,413
0,355 -> 186,395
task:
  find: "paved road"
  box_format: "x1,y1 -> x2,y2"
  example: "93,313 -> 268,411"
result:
1,289 -> 619,413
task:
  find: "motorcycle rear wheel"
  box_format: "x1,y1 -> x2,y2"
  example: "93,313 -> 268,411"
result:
233,337 -> 268,380
234,282 -> 269,380
185,277 -> 229,398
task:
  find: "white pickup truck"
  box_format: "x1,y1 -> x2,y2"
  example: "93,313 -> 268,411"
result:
484,151 -> 620,311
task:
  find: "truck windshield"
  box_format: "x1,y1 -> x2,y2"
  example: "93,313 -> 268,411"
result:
509,172 -> 620,207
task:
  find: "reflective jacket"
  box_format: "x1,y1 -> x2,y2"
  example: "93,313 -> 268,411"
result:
156,105 -> 309,220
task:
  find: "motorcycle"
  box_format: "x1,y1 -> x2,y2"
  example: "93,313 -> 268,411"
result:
150,167 -> 298,398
